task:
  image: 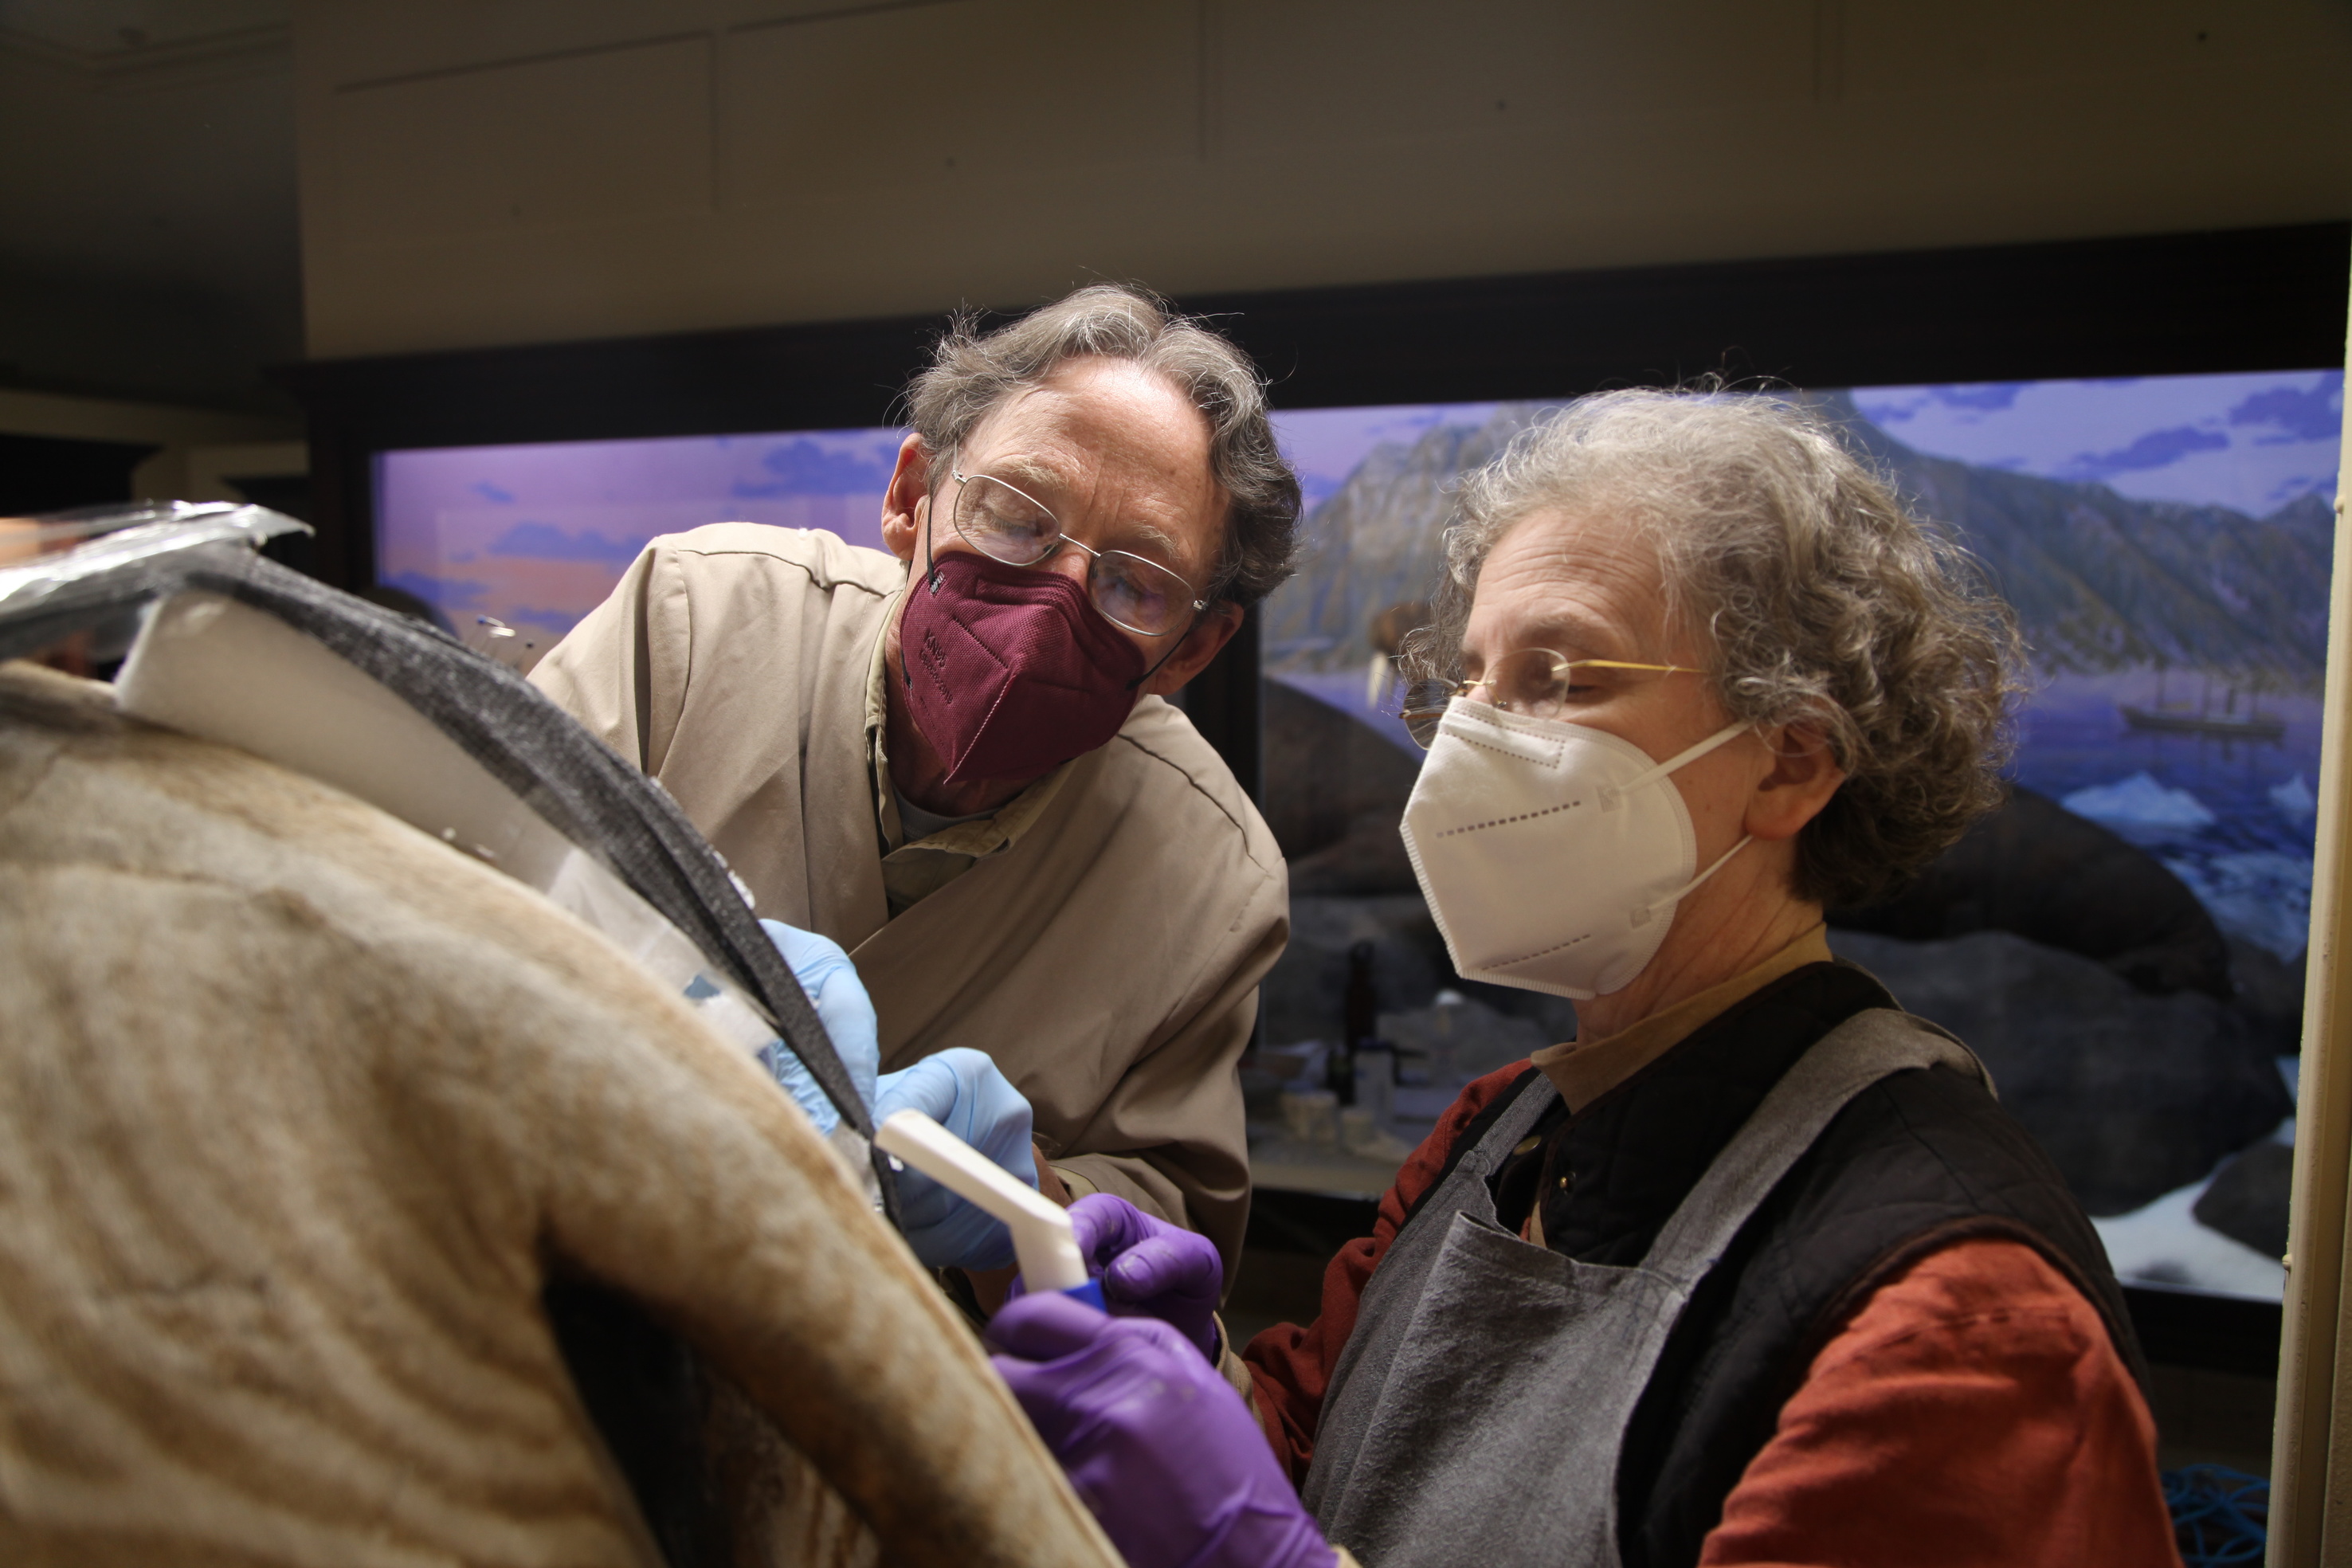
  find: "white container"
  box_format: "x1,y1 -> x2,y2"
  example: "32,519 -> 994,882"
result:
1354,1044 -> 1396,1128
1279,1088 -> 1341,1146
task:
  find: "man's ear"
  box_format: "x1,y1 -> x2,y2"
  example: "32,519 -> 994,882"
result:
1743,720 -> 1846,842
1141,602 -> 1246,698
880,433 -> 934,564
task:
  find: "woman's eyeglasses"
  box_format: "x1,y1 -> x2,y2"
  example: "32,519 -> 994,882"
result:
1401,649 -> 1703,747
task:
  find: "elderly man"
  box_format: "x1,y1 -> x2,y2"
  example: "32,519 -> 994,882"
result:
986,391 -> 2180,1567
531,286 -> 1296,1280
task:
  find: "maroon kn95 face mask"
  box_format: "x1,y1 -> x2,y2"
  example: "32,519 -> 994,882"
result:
900,550 -> 1148,784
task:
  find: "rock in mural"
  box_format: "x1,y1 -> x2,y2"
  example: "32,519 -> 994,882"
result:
1828,928 -> 2291,1215
1829,783 -> 2233,1001
2192,1139 -> 2295,1260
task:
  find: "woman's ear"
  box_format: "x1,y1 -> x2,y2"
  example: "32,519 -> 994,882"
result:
880,433 -> 934,563
1743,720 -> 1846,842
1142,602 -> 1246,698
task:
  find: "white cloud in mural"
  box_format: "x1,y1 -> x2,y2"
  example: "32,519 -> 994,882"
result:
1852,371 -> 2342,515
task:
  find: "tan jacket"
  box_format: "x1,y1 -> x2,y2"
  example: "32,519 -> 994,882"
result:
530,524 -> 1288,1270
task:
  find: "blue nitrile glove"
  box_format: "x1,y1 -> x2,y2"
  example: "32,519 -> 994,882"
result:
1011,1194 -> 1223,1360
988,1292 -> 1336,1568
751,918 -> 878,1135
873,1048 -> 1037,1272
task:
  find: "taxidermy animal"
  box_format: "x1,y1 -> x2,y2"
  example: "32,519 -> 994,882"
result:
0,661 -> 1116,1567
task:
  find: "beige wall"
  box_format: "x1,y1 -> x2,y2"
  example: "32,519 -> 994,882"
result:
294,0 -> 2352,360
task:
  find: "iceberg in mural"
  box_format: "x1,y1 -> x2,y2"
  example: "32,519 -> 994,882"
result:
2270,772 -> 2319,823
2060,771 -> 2217,833
2164,850 -> 2317,962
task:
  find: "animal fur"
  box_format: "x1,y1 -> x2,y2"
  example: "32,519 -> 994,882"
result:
0,662 -> 1115,1568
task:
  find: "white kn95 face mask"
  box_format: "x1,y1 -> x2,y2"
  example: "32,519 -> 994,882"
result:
1400,700 -> 1755,1001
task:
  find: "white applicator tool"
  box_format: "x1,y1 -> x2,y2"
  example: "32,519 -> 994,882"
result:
875,1110 -> 1106,1309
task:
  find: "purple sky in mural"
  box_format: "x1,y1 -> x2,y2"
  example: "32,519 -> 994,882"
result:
375,427 -> 905,638
376,370 -> 2340,647
1852,370 -> 2342,514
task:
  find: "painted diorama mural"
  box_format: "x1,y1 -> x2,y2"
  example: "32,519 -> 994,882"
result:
375,371 -> 2342,1303
375,428 -> 904,667
1256,372 -> 2343,1304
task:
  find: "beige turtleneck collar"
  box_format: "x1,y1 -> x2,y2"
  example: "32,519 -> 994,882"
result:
1528,924 -> 1835,1115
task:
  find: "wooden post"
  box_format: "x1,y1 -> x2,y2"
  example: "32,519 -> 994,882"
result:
2270,250 -> 2352,1566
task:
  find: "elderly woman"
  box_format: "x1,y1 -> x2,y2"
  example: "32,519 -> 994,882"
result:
984,391 -> 2179,1568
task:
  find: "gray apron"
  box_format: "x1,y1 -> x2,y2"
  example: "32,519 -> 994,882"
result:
1300,1008 -> 1983,1566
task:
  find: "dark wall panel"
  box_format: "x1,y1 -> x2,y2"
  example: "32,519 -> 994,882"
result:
0,433 -> 160,515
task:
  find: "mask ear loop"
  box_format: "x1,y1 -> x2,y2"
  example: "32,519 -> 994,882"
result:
921,475 -> 946,597
1621,719 -> 1760,926
1127,620 -> 1197,692
905,472 -> 946,694
1597,718 -> 1754,809
1629,833 -> 1753,927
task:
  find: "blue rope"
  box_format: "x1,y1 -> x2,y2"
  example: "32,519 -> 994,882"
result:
2163,1465 -> 2268,1566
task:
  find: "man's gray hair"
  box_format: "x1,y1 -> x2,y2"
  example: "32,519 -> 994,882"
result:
904,284 -> 1301,608
1411,388 -> 2025,908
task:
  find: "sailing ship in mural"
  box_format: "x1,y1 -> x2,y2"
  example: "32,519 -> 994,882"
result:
2121,667 -> 2287,743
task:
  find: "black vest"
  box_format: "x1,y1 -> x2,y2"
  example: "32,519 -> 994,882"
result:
1412,962 -> 2146,1568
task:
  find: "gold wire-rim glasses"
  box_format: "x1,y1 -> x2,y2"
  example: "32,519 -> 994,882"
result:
943,464 -> 1209,637
1400,653 -> 1705,748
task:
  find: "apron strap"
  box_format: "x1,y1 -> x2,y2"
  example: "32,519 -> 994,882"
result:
1460,1069 -> 1564,1183
1639,1009 -> 1985,1290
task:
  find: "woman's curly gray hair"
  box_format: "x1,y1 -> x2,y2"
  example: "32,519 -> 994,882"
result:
904,283 -> 1301,608
1410,388 -> 2025,908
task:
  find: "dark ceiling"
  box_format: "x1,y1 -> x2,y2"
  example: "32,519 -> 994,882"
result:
0,0 -> 301,411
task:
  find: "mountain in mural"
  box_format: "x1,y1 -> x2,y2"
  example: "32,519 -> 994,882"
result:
1264,394 -> 2337,689
1262,403 -> 1537,675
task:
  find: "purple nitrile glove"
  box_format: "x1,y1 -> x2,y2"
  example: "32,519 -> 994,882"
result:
988,1291 -> 1336,1568
1068,1193 -> 1223,1359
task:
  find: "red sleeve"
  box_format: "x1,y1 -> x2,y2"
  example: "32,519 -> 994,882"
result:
1240,1062 -> 1539,1484
1699,1237 -> 2181,1568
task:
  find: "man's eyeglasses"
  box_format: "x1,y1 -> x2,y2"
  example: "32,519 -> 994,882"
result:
941,465 -> 1208,637
1401,650 -> 1703,748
